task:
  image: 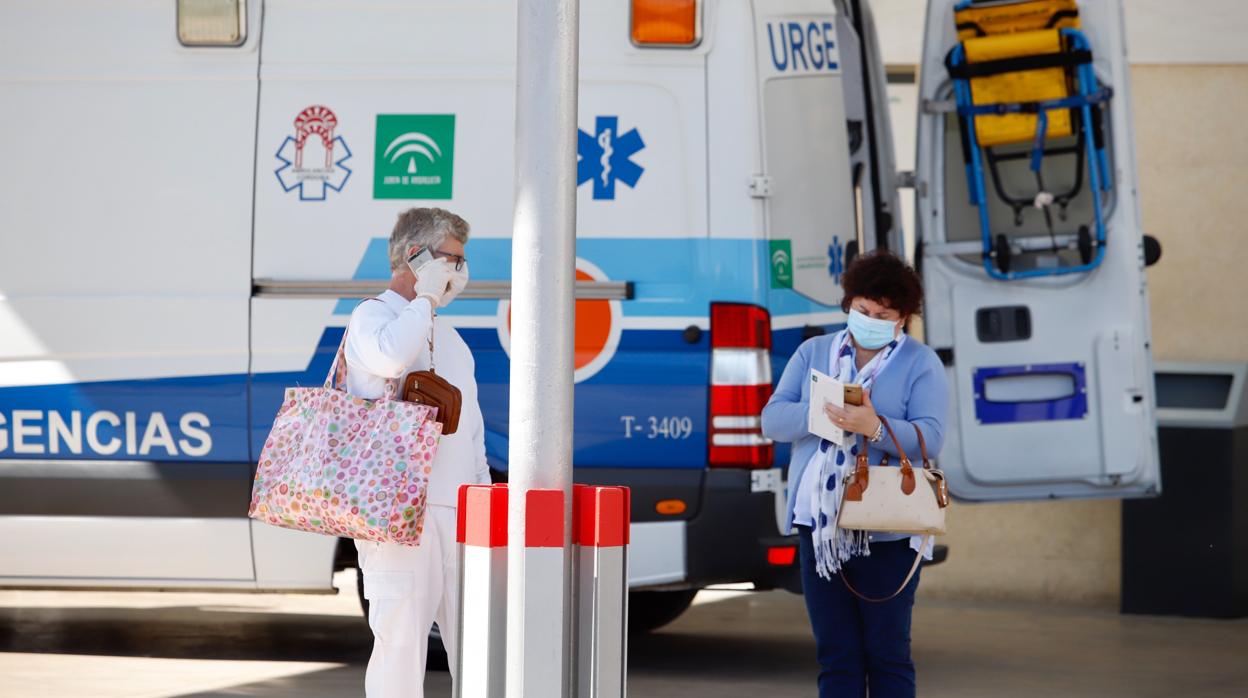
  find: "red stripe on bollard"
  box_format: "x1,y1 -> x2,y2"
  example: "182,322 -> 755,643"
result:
576,485 -> 629,547
461,484 -> 508,548
525,489 -> 564,547
457,484 -> 470,544
456,483 -> 509,698
622,486 -> 631,545
574,485 -> 630,698
572,483 -> 587,545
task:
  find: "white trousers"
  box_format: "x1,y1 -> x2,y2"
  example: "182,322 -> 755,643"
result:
356,504 -> 459,698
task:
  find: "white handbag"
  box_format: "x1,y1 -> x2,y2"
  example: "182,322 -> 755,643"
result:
835,416 -> 950,601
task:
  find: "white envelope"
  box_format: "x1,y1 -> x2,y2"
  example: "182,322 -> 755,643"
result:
808,368 -> 846,445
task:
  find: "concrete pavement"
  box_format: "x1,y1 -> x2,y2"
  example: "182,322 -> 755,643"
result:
1,570 -> 1245,697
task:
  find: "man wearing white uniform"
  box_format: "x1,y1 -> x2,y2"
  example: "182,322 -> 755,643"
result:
346,207 -> 489,698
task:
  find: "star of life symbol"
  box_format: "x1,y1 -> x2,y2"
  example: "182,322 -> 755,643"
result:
275,105 -> 353,201
828,235 -> 845,283
577,116 -> 644,200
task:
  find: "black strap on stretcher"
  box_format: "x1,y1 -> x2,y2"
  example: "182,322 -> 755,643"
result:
945,49 -> 1092,80
955,86 -> 1112,118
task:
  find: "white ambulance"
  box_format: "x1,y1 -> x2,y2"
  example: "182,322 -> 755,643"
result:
0,0 -> 1158,631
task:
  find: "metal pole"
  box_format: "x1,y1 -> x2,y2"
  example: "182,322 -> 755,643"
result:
507,0 -> 579,695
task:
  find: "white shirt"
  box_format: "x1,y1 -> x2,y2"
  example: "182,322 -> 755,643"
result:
343,290 -> 489,507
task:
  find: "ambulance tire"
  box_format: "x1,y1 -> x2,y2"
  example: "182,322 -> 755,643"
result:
355,567 -> 449,671
628,589 -> 699,634
994,234 -> 1012,274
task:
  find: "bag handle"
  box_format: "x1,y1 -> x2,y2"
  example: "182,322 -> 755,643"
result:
912,422 -> 932,469
839,535 -> 931,603
880,416 -> 917,495
325,299 -> 406,399
845,417 -> 918,503
427,308 -> 438,373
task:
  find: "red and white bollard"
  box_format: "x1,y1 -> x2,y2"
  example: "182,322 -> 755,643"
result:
457,483 -> 629,696
456,484 -> 509,698
512,488 -> 567,696
574,485 -> 630,698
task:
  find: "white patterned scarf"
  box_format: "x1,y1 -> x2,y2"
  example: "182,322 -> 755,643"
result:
809,329 -> 906,581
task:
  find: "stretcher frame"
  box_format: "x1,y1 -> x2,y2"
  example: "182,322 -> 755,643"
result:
948,27 -> 1114,280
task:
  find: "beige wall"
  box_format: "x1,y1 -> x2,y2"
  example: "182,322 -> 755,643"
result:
1135,65 -> 1248,363
918,500 -> 1121,606
918,64 -> 1248,607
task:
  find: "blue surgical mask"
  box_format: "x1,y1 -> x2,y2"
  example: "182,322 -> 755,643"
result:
847,309 -> 899,350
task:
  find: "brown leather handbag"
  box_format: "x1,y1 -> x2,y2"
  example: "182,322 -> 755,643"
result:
401,313 -> 462,435
836,416 -> 951,602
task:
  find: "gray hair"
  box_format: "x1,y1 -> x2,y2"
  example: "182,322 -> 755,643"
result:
387,207 -> 471,271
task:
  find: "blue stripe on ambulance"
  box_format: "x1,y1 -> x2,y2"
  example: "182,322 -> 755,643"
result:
331,237 -> 843,470
335,237 -> 840,318
0,237 -> 842,468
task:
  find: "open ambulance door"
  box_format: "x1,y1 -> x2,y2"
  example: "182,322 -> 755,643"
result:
915,0 -> 1160,501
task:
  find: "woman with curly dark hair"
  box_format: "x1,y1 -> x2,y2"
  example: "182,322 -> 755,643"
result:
762,250 -> 949,698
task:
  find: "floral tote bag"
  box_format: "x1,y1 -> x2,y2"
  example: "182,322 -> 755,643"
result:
248,326 -> 443,546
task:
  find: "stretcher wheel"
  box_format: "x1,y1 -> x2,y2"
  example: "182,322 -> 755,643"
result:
994,234 -> 1012,274
1077,225 -> 1093,264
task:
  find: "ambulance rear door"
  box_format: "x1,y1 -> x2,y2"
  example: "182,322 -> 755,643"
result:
916,0 -> 1160,500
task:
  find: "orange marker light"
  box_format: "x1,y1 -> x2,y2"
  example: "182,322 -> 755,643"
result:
632,0 -> 700,47
655,499 -> 688,515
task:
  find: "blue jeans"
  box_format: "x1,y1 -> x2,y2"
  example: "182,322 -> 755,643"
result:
795,525 -> 921,698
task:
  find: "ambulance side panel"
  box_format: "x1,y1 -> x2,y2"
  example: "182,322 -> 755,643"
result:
248,1 -> 710,588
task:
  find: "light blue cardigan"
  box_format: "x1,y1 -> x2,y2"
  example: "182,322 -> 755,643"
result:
761,332 -> 950,536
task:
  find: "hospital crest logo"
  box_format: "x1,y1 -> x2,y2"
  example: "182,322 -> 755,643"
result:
373,115 -> 456,200
274,105 -> 353,201
577,116 -> 645,200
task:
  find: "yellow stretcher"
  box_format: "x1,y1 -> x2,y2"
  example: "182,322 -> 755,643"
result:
945,0 -> 1112,280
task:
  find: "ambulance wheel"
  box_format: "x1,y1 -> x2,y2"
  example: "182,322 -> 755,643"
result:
1078,225 -> 1094,264
994,234 -> 1012,274
629,589 -> 699,634
356,568 -> 449,671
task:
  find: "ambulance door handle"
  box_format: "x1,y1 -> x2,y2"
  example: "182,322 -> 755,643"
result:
251,279 -> 634,300
1143,235 -> 1162,267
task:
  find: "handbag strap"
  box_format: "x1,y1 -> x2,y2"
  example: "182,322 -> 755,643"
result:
325,298 -> 403,398
427,308 -> 437,373
848,417 -> 918,499
839,534 -> 931,603
912,422 -> 932,469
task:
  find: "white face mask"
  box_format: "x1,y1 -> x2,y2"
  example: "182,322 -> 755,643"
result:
441,262 -> 469,305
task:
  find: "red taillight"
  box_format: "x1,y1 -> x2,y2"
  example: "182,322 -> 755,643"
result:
711,303 -> 772,349
708,303 -> 774,469
767,545 -> 797,566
